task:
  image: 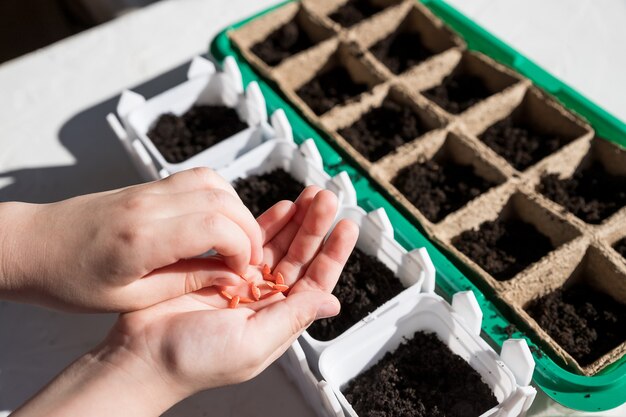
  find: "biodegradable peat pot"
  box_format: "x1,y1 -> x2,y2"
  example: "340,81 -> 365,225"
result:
319,291 -> 536,417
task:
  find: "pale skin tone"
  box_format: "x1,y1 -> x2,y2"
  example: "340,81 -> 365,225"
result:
0,167 -> 359,416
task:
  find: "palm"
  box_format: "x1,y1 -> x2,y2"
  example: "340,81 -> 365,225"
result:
112,186 -> 358,393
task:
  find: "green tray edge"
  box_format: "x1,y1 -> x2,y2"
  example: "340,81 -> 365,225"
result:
209,0 -> 626,411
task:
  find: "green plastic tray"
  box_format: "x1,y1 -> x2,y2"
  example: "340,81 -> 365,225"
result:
210,0 -> 626,411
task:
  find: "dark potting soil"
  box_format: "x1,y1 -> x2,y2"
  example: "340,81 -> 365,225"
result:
479,115 -> 571,171
307,247 -> 404,341
370,31 -> 434,74
452,217 -> 554,281
233,169 -> 304,217
392,159 -> 496,223
296,66 -> 369,115
338,99 -> 426,162
423,73 -> 492,115
525,282 -> 626,366
614,238 -> 626,260
329,0 -> 383,28
538,162 -> 626,224
148,105 -> 247,163
343,331 -> 498,417
250,20 -> 315,67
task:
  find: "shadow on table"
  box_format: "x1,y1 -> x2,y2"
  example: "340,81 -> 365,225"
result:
0,60 -> 190,204
0,60 -> 190,412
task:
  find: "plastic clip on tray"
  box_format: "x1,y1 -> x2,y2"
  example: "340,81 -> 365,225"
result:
209,0 -> 626,411
299,204 -> 436,373
107,56 -> 292,180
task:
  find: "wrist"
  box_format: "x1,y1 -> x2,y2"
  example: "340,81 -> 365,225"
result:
14,331 -> 185,417
0,202 -> 38,297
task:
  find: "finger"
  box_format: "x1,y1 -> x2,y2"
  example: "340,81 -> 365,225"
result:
245,291 -> 340,366
146,212 -> 252,275
158,189 -> 264,265
256,200 -> 296,245
123,258 -> 241,310
153,167 -> 240,200
292,219 -> 359,294
274,190 -> 338,285
263,185 -> 321,267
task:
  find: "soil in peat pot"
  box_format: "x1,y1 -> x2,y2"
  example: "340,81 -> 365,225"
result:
329,0 -> 384,28
343,331 -> 498,417
370,31 -> 434,74
538,162 -> 626,224
422,73 -> 492,115
452,217 -> 554,281
251,20 -> 316,67
296,66 -> 369,115
614,238 -> 626,261
479,114 -> 572,171
338,99 -> 428,162
233,169 -> 304,217
307,247 -> 405,341
148,105 -> 247,163
392,158 -> 497,223
525,282 -> 626,367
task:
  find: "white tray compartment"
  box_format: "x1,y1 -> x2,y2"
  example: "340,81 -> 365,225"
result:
217,138 -> 357,207
107,56 -> 286,179
318,291 -> 536,417
299,205 -> 436,373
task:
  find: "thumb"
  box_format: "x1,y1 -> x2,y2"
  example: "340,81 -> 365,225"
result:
125,258 -> 241,309
248,291 -> 340,355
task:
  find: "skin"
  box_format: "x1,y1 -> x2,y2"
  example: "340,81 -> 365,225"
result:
0,168 -> 359,416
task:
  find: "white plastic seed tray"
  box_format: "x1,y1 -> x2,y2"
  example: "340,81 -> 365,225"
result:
278,341 -> 343,417
299,206 -> 436,375
106,56 -> 287,180
319,290 -> 537,417
216,137 -> 357,207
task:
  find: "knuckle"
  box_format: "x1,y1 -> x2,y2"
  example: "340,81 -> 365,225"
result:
122,194 -> 148,213
190,167 -> 218,187
116,222 -> 148,248
206,189 -> 232,210
201,213 -> 221,233
183,271 -> 202,294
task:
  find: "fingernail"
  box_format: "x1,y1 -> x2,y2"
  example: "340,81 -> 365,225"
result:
315,302 -> 339,320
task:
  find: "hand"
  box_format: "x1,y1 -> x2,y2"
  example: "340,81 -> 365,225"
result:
13,187 -> 359,417
0,168 -> 264,312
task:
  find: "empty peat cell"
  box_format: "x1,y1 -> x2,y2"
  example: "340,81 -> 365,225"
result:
343,331 -> 498,417
329,0 -> 384,28
250,19 -> 317,67
452,217 -> 554,281
423,72 -> 492,114
525,282 -> 626,367
307,247 -> 404,341
538,162 -> 626,224
338,99 -> 429,162
614,238 -> 626,260
148,105 -> 247,163
233,169 -> 304,217
370,30 -> 435,74
479,114 -> 572,171
392,158 -> 497,223
296,65 -> 369,115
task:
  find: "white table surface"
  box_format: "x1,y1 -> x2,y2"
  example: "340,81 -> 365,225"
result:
0,0 -> 625,415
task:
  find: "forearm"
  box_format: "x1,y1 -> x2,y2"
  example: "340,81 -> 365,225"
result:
12,337 -> 184,417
